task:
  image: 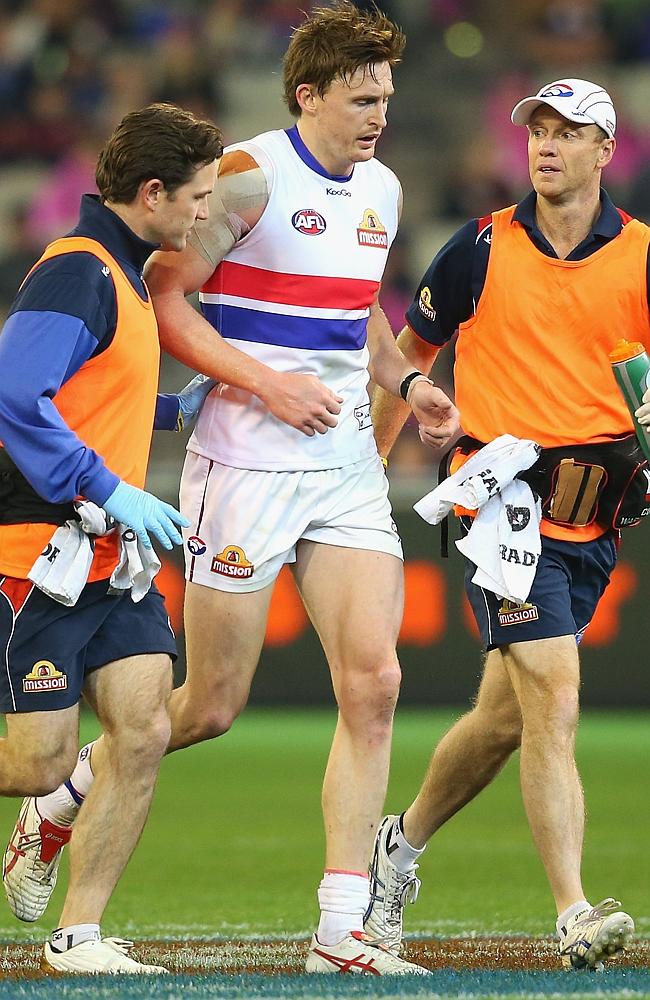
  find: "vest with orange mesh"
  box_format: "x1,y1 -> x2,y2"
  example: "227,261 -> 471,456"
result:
0,236 -> 159,581
452,204 -> 650,541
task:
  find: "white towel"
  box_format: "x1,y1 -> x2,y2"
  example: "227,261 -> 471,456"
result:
28,501 -> 160,607
107,525 -> 161,602
414,435 -> 543,603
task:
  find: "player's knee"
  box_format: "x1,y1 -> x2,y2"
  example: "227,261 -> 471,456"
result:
523,679 -> 579,738
495,714 -> 522,753
193,705 -> 240,741
337,658 -> 401,723
13,743 -> 78,797
113,710 -> 172,767
472,695 -> 522,753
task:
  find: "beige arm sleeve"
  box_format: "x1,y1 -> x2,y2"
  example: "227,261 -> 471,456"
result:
187,147 -> 270,268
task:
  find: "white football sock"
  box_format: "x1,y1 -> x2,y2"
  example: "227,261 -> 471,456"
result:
317,870 -> 370,945
49,923 -> 101,951
389,814 -> 426,872
557,899 -> 590,937
37,741 -> 96,828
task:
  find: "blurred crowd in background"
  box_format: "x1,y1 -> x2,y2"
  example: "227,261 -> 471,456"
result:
2,0 -> 650,477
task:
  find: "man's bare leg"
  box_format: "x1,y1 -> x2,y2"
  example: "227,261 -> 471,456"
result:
58,653 -> 172,926
295,543 -> 403,873
167,580 -> 274,751
502,636 -> 585,913
404,649 -> 523,847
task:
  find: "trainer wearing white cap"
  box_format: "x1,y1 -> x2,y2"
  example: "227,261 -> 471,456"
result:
511,78 -> 616,139
366,73 -> 647,973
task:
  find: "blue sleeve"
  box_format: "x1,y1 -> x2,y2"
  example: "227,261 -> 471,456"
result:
154,394 -> 181,431
0,259 -> 121,505
405,220 -> 479,346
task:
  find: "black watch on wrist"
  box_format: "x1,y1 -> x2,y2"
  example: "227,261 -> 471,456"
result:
399,371 -> 423,402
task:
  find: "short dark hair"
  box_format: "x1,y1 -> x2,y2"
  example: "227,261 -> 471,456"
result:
96,103 -> 224,204
283,1 -> 405,118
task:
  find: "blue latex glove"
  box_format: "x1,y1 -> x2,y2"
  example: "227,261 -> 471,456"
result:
102,481 -> 189,550
176,374 -> 218,430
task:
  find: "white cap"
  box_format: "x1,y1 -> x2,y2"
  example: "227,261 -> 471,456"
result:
511,78 -> 616,138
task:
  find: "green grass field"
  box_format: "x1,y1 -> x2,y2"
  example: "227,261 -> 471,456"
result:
0,708 -> 646,942
0,709 -> 647,999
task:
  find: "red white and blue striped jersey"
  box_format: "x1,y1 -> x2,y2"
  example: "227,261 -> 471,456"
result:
190,125 -> 400,470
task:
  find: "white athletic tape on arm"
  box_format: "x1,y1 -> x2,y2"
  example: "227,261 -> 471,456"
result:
188,167 -> 268,267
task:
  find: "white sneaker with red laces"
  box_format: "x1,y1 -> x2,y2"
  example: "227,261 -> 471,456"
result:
305,931 -> 431,975
3,797 -> 71,921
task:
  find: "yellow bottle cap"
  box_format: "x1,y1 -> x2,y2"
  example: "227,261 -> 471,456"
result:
609,339 -> 646,363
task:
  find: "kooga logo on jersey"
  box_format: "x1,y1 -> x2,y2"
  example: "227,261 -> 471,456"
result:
326,187 -> 351,197
292,209 -> 326,235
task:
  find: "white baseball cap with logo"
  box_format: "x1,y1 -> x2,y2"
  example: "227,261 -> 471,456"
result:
511,78 -> 616,138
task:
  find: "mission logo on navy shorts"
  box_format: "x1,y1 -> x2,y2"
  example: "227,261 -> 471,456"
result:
0,578 -> 176,713
22,660 -> 67,693
497,600 -> 540,627
464,531 -> 617,650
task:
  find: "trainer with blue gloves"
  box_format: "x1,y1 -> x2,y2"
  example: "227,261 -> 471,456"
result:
105,373 -> 218,549
0,103 -> 223,976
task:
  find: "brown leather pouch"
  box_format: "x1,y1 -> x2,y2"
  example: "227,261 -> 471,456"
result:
548,459 -> 607,526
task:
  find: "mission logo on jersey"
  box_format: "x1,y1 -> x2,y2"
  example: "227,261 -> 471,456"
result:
357,208 -> 388,248
292,209 -> 327,235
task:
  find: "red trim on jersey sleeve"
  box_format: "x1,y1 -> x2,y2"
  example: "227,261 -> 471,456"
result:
617,207 -> 634,226
202,261 -> 380,310
476,214 -> 493,242
405,319 -> 444,353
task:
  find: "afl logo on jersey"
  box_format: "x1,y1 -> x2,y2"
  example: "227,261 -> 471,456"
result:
292,209 -> 327,235
187,536 -> 207,556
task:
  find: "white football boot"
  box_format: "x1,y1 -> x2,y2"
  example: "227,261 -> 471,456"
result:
3,798 -> 71,921
364,814 -> 421,954
558,898 -> 635,971
42,934 -> 168,975
306,931 -> 431,975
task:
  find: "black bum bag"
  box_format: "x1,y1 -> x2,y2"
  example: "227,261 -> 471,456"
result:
455,433 -> 650,531
0,448 -> 75,525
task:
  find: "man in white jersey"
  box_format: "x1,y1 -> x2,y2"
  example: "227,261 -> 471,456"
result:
5,2 -> 458,975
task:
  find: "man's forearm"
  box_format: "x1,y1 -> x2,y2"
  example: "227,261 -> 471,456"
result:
153,285 -> 271,400
370,323 -> 440,458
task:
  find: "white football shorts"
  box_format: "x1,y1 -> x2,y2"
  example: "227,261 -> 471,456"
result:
180,451 -> 403,592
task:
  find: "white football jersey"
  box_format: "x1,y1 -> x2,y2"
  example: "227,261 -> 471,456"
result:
189,126 -> 400,471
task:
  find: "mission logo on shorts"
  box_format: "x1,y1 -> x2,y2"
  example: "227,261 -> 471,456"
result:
211,545 -> 255,579
497,600 -> 540,627
23,661 -> 67,693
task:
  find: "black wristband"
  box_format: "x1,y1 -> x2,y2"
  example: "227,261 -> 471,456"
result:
399,371 -> 423,402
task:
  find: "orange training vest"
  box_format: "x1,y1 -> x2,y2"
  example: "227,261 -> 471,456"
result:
452,204 -> 650,541
0,237 -> 160,580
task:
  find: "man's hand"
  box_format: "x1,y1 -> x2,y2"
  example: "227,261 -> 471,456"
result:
177,373 -> 218,430
409,381 -> 460,448
635,388 -> 650,426
102,482 -> 189,550
258,372 -> 343,436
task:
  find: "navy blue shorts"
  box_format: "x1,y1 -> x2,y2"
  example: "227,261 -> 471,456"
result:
463,526 -> 618,650
0,577 -> 177,713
